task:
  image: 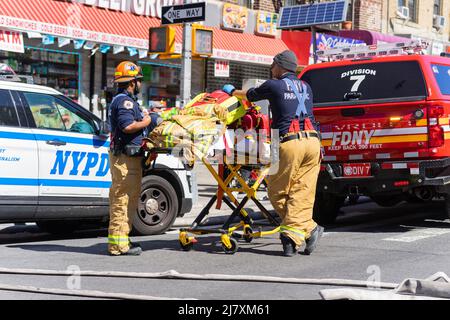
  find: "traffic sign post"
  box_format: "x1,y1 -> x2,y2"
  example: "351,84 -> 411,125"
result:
161,2 -> 206,109
162,1 -> 206,206
180,21 -> 192,109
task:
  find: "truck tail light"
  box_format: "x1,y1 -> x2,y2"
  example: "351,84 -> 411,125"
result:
428,105 -> 445,148
429,125 -> 444,148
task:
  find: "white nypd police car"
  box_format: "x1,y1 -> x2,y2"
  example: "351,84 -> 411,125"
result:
0,73 -> 193,235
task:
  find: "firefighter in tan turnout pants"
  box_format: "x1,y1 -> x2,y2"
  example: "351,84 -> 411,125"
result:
223,50 -> 324,256
107,61 -> 150,256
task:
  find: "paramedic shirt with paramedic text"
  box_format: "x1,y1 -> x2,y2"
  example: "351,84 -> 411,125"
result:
246,72 -> 315,136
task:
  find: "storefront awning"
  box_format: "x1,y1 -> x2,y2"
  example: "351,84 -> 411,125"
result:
337,30 -> 410,45
0,0 -> 163,50
0,0 -> 287,65
212,28 -> 289,65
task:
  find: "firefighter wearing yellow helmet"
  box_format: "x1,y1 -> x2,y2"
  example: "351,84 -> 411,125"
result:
107,61 -> 149,256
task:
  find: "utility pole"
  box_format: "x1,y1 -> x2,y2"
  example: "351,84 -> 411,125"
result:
179,0 -> 197,204
180,0 -> 192,109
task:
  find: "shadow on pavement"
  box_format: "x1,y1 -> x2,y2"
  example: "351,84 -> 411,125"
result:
6,234 -> 289,257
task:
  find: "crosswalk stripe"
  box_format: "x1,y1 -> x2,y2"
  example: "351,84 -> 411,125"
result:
383,227 -> 450,243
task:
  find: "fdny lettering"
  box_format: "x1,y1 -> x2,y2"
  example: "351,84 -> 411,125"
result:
341,69 -> 376,78
50,150 -> 110,177
284,80 -> 310,100
331,130 -> 375,146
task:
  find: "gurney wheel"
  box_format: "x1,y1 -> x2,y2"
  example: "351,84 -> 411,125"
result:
180,241 -> 194,251
243,226 -> 253,243
179,231 -> 195,251
221,236 -> 238,254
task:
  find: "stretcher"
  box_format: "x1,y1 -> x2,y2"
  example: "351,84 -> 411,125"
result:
143,142 -> 280,254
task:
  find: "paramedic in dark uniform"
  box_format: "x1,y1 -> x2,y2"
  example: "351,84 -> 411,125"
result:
222,50 -> 323,257
107,61 -> 159,256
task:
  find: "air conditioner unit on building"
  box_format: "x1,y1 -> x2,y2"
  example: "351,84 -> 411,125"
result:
433,15 -> 446,29
397,6 -> 409,19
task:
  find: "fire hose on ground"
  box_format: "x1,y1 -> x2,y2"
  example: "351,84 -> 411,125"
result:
0,267 -> 449,300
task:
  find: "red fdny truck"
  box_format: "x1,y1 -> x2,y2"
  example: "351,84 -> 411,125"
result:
299,41 -> 450,224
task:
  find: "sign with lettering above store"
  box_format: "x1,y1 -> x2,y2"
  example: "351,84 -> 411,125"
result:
214,60 -> 229,78
71,0 -> 203,18
222,3 -> 248,32
0,29 -> 24,53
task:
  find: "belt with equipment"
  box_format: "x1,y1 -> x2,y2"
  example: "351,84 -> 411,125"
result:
280,131 -> 320,144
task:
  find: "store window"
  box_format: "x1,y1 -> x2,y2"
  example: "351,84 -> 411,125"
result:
398,0 -> 418,22
433,0 -> 442,15
141,64 -> 180,108
0,48 -> 80,101
223,0 -> 253,9
24,92 -> 94,134
0,89 -> 19,127
106,59 -> 181,109
283,0 -> 308,6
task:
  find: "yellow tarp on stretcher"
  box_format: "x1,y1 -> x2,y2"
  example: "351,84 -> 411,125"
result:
146,92 -> 247,165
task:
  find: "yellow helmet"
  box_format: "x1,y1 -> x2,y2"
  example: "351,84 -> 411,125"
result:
114,61 -> 143,83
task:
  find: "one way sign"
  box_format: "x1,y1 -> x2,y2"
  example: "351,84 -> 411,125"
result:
162,2 -> 206,25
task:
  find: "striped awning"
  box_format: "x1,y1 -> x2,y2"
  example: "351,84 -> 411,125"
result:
0,0 -> 288,64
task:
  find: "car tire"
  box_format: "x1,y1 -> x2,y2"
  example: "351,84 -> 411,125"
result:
313,193 -> 344,225
133,175 -> 179,236
36,220 -> 80,234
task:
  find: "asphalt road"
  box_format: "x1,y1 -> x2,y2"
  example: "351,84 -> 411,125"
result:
0,199 -> 450,301
0,166 -> 450,301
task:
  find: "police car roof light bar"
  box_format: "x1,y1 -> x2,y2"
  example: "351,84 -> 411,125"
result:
0,74 -> 34,84
316,40 -> 429,61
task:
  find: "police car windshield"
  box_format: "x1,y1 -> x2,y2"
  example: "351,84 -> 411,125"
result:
301,61 -> 427,106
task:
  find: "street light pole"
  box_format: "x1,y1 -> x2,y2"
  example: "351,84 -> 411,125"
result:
180,0 -> 192,108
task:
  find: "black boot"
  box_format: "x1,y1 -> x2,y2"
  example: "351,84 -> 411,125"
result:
304,225 -> 324,255
124,246 -> 142,256
109,244 -> 142,256
129,240 -> 141,248
280,233 -> 297,257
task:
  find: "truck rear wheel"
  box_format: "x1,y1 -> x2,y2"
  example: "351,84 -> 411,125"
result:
133,175 -> 179,235
313,193 -> 345,225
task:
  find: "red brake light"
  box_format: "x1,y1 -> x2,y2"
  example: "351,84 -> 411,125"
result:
394,181 -> 409,187
429,125 -> 444,148
429,105 -> 444,118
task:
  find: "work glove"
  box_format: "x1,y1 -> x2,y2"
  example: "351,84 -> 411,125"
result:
222,84 -> 236,95
147,112 -> 163,133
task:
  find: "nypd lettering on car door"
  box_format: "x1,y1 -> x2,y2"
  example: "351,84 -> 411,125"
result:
33,128 -> 111,197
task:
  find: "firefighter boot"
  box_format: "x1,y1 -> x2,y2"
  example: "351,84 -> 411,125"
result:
129,240 -> 141,248
304,225 -> 324,255
110,246 -> 142,256
280,233 -> 297,257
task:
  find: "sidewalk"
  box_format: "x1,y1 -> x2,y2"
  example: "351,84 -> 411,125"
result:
173,162 -> 277,227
